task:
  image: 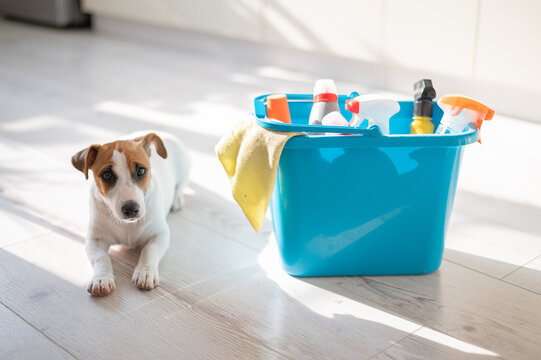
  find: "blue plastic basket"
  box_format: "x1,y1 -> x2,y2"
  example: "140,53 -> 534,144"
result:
253,94 -> 478,276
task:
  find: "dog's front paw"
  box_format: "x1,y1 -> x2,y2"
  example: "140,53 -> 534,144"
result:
132,266 -> 159,290
87,275 -> 116,296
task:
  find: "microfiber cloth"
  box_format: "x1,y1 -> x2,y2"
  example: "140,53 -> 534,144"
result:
216,117 -> 305,232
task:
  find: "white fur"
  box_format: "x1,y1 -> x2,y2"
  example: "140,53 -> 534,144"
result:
85,131 -> 190,296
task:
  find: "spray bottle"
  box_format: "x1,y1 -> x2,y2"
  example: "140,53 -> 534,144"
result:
436,95 -> 494,143
309,79 -> 345,126
346,95 -> 400,135
410,79 -> 436,134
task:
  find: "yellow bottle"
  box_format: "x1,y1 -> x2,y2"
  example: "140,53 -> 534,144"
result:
410,79 -> 436,134
411,116 -> 434,134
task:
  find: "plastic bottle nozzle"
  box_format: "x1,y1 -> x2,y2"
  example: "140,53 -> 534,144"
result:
437,95 -> 494,143
414,79 -> 436,101
413,79 -> 436,118
352,95 -> 400,134
346,99 -> 362,127
346,99 -> 359,114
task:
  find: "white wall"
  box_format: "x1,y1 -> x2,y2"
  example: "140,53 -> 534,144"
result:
83,0 -> 541,121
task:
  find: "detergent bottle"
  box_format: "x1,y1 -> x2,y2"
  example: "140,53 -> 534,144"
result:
347,95 -> 400,135
436,95 -> 494,143
309,79 -> 345,126
410,79 -> 436,134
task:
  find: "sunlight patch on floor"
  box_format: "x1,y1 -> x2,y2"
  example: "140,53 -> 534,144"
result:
258,238 -> 499,357
94,100 -> 244,138
414,327 -> 499,356
4,233 -> 91,288
258,238 -> 419,333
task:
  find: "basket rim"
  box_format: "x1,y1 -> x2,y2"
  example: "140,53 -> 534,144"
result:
253,93 -> 479,148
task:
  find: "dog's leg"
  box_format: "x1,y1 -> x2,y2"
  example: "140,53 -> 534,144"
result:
170,184 -> 186,213
132,227 -> 170,290
86,238 -> 116,296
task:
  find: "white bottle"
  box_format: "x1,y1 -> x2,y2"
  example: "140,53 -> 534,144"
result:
321,111 -> 349,135
309,79 -> 345,126
435,109 -> 478,135
348,95 -> 400,134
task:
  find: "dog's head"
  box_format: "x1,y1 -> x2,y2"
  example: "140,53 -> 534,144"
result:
71,132 -> 167,223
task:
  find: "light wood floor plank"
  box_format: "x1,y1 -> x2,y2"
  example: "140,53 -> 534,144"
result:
0,197 -> 50,248
372,326 -> 502,360
326,261 -> 541,359
503,256 -> 541,295
163,241 -> 422,360
0,233 -> 288,360
0,303 -> 76,360
444,191 -> 541,279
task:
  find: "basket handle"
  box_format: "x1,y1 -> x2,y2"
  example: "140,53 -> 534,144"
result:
255,117 -> 382,136
253,93 -> 382,136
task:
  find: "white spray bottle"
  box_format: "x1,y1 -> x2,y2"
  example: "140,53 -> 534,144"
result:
347,95 -> 400,135
435,95 -> 494,143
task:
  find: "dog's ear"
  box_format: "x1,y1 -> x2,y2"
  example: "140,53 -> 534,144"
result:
135,132 -> 167,159
71,145 -> 100,179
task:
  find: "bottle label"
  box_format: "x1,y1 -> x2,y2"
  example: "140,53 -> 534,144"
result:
314,93 -> 338,103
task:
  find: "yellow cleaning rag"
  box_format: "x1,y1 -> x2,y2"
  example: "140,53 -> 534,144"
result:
216,117 -> 304,232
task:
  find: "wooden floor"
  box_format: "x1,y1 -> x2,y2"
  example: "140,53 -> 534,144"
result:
1,18 -> 541,360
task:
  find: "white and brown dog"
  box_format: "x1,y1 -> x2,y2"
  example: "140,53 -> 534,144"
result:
72,131 -> 190,296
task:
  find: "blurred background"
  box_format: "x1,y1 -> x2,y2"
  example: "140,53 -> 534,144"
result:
1,0 -> 541,119
86,0 -> 541,121
3,0 -> 539,119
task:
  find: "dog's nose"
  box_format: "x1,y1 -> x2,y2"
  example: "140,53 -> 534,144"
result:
121,201 -> 139,219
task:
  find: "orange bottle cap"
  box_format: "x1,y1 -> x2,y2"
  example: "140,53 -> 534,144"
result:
266,94 -> 291,124
438,95 -> 494,120
439,95 -> 495,144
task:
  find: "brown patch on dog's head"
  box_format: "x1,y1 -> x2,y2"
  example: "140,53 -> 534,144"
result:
72,133 -> 168,221
71,145 -> 100,180
71,132 -> 168,197
134,132 -> 167,159
91,140 -> 149,197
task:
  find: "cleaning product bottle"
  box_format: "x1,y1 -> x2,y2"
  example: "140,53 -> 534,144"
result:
347,95 -> 400,134
436,95 -> 494,143
309,79 -> 345,126
410,79 -> 436,134
321,111 -> 349,135
266,94 -> 291,123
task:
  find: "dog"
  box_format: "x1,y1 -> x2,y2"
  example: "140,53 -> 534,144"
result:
71,131 -> 190,296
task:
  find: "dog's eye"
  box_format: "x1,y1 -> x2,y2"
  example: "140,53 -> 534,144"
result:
101,170 -> 114,181
136,167 -> 147,177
